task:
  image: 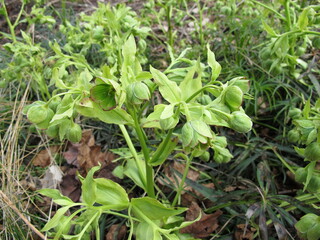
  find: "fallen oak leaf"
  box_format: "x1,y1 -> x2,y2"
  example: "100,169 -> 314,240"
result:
60,169 -> 81,202
234,224 -> 256,240
180,201 -> 222,238
159,162 -> 200,192
63,129 -> 115,173
106,224 -> 127,240
32,146 -> 60,167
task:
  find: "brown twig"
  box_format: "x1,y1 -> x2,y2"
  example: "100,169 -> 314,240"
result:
0,190 -> 46,240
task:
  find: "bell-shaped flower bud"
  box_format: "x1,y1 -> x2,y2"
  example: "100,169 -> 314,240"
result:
48,96 -> 61,112
225,85 -> 243,110
127,82 -> 151,105
295,213 -> 320,240
27,105 -> 49,124
289,108 -> 302,120
67,122 -> 82,143
46,125 -> 59,138
35,108 -> 54,129
287,129 -> 300,143
229,111 -> 252,133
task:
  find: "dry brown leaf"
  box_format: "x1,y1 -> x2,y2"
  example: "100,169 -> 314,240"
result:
60,168 -> 81,202
180,201 -> 222,238
105,224 -> 127,240
160,162 -> 199,192
224,185 -> 237,192
63,130 -> 115,173
234,224 -> 256,240
20,175 -> 41,191
32,146 -> 60,167
40,165 -> 63,189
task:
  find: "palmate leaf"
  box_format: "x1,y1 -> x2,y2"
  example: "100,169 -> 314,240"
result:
132,197 -> 187,221
81,166 -> 99,206
179,60 -> 202,102
76,98 -> 133,125
150,66 -> 181,104
37,189 -> 74,206
136,222 -> 162,240
123,158 -> 147,191
94,178 -> 129,210
41,206 -> 71,232
207,45 -> 221,81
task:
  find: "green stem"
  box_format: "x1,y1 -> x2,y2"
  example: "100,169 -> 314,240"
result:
284,0 -> 292,31
272,147 -> 295,174
132,111 -> 155,198
300,31 -> 320,36
166,4 -> 173,47
249,0 -> 286,21
196,0 -> 204,47
172,153 -> 193,206
1,0 -> 16,42
119,125 -> 147,190
13,2 -> 25,29
102,208 -> 140,222
150,128 -> 174,162
127,205 -> 134,240
209,107 -> 232,120
149,105 -> 180,164
185,84 -> 220,103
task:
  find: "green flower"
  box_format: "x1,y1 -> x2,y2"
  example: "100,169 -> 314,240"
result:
296,213 -> 320,240
305,142 -> 320,161
181,120 -> 213,151
126,82 -> 150,105
228,111 -> 252,133
225,85 -> 243,110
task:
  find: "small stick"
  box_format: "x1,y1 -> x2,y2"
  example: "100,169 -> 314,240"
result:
0,190 -> 46,240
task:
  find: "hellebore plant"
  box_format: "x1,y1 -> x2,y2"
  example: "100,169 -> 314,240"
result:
286,100 -> 320,239
27,36 -> 253,239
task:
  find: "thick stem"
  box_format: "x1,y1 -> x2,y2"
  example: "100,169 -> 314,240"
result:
150,105 -> 180,165
119,125 -> 147,190
150,128 -> 174,162
132,111 -> 155,198
284,0 -> 292,31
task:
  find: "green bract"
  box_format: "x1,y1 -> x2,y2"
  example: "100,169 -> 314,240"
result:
181,120 -> 213,150
90,84 -> 117,111
229,111 -> 252,133
305,142 -> 320,161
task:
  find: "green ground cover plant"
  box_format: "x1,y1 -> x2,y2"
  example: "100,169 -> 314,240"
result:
0,0 -> 320,239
